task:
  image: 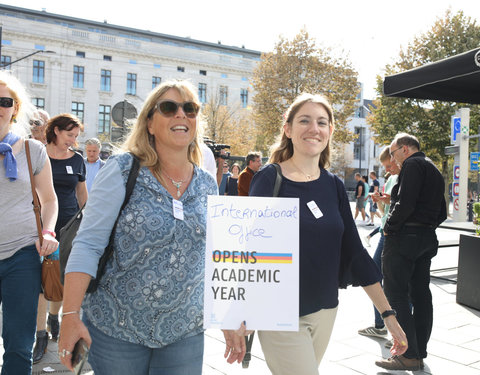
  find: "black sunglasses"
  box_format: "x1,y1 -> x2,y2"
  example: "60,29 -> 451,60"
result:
29,119 -> 44,127
0,97 -> 14,108
153,100 -> 199,119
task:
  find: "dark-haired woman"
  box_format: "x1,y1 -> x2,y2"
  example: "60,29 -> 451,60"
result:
33,114 -> 87,362
249,93 -> 407,375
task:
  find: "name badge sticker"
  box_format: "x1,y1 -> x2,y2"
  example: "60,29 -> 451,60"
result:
173,199 -> 184,221
307,200 -> 323,219
66,166 -> 73,174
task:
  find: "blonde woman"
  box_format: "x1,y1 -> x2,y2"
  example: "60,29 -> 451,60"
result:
249,93 -> 408,375
0,72 -> 58,373
59,81 -> 218,374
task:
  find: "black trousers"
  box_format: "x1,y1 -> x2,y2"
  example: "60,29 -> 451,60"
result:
382,226 -> 438,359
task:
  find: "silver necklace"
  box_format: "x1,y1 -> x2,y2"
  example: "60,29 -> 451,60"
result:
290,159 -> 319,181
162,170 -> 188,198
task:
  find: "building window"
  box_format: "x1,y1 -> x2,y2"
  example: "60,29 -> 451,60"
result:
127,73 -> 137,95
199,70 -> 207,76
103,55 -> 112,61
0,55 -> 11,69
240,89 -> 248,108
100,69 -> 111,91
219,86 -> 228,105
73,65 -> 84,88
32,98 -> 45,109
221,73 -> 228,79
152,76 -> 161,89
153,63 -> 161,69
177,66 -> 185,72
98,105 -> 111,134
33,60 -> 45,83
198,83 -> 207,104
72,102 -> 84,123
354,127 -> 365,161
76,51 -> 85,58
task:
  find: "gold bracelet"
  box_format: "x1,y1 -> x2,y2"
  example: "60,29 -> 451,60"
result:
61,311 -> 80,318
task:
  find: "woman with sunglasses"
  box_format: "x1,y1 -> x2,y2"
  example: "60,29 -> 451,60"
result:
248,93 -> 407,374
0,72 -> 58,374
59,80 -> 219,374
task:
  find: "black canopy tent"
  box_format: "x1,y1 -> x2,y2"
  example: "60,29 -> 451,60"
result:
383,47 -> 480,104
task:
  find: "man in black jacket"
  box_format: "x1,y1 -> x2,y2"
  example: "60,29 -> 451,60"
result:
376,133 -> 446,371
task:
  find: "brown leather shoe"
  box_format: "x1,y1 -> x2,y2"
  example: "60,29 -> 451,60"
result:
375,355 -> 422,371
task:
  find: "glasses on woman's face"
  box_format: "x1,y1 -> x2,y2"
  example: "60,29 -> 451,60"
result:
0,97 -> 14,108
153,100 -> 199,119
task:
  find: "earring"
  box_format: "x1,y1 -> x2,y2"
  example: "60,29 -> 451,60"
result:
12,116 -> 17,123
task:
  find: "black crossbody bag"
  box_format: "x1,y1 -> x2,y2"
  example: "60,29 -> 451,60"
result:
59,155 -> 140,293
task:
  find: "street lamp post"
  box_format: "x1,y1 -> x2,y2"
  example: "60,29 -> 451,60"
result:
0,49 -> 55,69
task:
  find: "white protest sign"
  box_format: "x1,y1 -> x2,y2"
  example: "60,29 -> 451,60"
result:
204,195 -> 299,331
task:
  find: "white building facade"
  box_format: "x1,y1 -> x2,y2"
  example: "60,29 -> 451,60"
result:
343,85 -> 384,192
0,4 -> 260,150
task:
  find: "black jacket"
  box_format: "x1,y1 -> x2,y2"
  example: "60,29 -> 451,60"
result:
384,152 -> 447,235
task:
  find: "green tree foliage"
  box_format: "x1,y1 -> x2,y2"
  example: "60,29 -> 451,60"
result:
369,10 -> 480,172
251,29 -> 359,154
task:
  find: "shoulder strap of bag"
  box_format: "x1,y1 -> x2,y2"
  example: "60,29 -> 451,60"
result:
103,154 -> 140,252
25,140 -> 44,246
272,163 -> 283,197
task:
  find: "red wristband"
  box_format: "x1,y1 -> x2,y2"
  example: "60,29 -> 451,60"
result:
42,230 -> 56,238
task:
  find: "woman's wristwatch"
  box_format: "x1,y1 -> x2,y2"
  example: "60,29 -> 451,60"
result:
381,309 -> 397,319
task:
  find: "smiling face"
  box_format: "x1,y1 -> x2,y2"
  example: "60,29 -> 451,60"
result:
147,88 -> 197,153
53,125 -> 80,151
0,85 -> 18,136
284,102 -> 333,159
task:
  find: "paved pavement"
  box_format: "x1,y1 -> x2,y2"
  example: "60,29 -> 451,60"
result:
1,209 -> 479,374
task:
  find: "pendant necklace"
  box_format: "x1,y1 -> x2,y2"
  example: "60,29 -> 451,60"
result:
290,159 -> 319,181
162,170 -> 188,198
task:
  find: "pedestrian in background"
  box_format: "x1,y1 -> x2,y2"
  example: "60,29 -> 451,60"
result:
218,160 -> 231,195
29,109 -> 49,145
58,80 -> 222,374
225,163 -> 240,196
359,146 -> 400,340
84,137 -> 106,193
376,133 -> 446,371
0,71 -> 58,374
237,151 -> 262,196
249,93 -> 407,375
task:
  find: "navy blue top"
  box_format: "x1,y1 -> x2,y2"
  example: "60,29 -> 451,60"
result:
50,151 -> 86,233
250,164 -> 381,317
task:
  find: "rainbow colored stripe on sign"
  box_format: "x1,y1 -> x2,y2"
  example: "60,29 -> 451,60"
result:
255,253 -> 293,264
211,251 -> 293,264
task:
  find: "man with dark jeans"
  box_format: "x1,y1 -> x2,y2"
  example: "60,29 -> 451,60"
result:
376,133 -> 446,371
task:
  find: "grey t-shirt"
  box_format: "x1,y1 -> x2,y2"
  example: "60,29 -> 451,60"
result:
0,139 -> 47,259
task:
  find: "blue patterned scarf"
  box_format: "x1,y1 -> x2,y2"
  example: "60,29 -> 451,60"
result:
0,132 -> 21,181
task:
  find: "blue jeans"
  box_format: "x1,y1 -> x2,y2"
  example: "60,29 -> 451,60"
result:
373,232 -> 384,327
383,226 -> 438,359
0,244 -> 41,375
84,317 -> 204,375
